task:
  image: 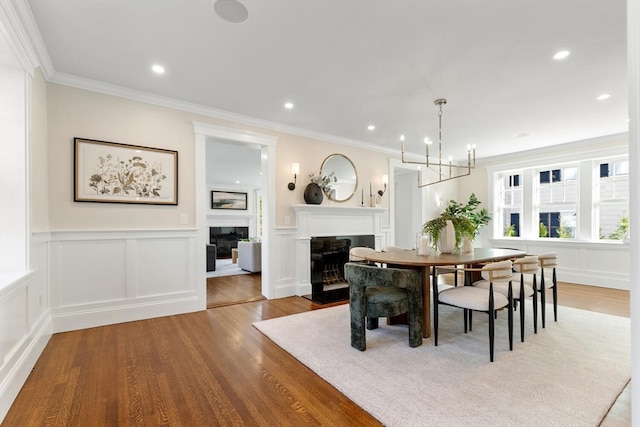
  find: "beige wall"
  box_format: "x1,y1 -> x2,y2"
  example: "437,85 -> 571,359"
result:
46,83 -> 393,230
276,134 -> 392,227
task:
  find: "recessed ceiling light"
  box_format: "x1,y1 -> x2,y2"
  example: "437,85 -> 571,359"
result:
596,93 -> 611,101
367,125 -> 375,131
151,64 -> 165,74
284,102 -> 294,109
235,180 -> 240,184
213,0 -> 249,24
553,50 -> 570,60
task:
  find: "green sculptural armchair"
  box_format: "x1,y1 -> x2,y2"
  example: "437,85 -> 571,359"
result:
344,262 -> 423,351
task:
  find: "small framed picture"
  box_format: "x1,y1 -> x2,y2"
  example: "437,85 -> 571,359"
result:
74,137 -> 178,205
211,191 -> 247,210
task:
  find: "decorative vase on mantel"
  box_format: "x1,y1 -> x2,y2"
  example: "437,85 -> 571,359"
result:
303,183 -> 323,205
437,219 -> 456,254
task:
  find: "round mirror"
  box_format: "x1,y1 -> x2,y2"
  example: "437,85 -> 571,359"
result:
320,154 -> 357,202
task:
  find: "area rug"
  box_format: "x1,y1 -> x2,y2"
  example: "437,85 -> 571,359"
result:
206,259 -> 249,278
253,302 -> 630,426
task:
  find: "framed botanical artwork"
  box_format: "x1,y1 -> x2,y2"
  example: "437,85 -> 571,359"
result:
211,191 -> 247,210
74,137 -> 178,205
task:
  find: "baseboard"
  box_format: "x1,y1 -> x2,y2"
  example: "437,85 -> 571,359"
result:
0,312 -> 52,424
52,293 -> 201,333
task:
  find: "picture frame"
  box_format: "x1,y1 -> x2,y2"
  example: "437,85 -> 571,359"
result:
211,191 -> 247,210
74,137 -> 178,205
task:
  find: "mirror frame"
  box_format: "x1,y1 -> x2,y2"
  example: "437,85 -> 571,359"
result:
320,153 -> 358,202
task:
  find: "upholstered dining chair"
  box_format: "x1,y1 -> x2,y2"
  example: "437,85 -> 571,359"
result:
474,255 -> 537,342
433,260 -> 514,362
349,246 -> 375,262
344,262 -> 423,350
526,252 -> 558,328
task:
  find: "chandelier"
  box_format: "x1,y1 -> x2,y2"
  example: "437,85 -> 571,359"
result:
401,98 -> 476,187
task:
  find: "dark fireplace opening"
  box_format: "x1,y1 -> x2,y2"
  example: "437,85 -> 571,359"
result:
210,226 -> 249,258
306,234 -> 375,304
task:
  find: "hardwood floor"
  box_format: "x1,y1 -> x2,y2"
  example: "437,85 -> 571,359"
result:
2,280 -> 630,426
207,273 -> 265,308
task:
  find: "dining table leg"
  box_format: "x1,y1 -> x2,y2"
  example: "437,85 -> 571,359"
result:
422,266 -> 431,338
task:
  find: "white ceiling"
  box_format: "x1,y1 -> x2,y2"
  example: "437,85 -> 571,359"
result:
24,0 -> 628,186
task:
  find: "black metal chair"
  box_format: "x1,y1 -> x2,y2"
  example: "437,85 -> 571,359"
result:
433,260 -> 514,362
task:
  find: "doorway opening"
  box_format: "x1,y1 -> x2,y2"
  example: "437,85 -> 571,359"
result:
194,122 -> 277,310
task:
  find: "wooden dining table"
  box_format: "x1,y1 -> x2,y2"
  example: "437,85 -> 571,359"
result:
364,247 -> 526,338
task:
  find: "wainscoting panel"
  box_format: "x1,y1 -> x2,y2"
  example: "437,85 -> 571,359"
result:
489,239 -> 630,290
273,228 -> 298,298
136,238 -> 193,297
58,239 -> 128,306
49,229 -> 200,333
1,234 -> 52,423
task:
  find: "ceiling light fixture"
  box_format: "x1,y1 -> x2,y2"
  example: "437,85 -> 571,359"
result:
151,64 -> 165,74
400,98 -> 475,187
553,50 -> 570,60
284,102 -> 294,109
213,0 -> 249,24
368,125 -> 376,131
596,93 -> 611,100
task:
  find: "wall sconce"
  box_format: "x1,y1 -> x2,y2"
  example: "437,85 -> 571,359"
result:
288,162 -> 300,190
377,174 -> 388,196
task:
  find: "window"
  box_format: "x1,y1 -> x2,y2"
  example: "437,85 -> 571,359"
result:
0,41 -> 28,287
497,172 -> 522,237
493,155 -> 627,242
598,158 -> 629,240
536,165 -> 577,238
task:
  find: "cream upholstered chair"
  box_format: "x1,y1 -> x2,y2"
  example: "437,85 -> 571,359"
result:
474,255 -> 537,342
382,245 -> 404,252
433,260 -> 514,362
349,247 -> 375,263
345,263 -> 423,350
526,252 -> 558,328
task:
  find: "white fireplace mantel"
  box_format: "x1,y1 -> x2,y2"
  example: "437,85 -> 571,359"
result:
292,204 -> 386,239
291,204 -> 386,296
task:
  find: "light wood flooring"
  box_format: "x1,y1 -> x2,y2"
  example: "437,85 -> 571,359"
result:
2,279 -> 631,426
207,272 -> 265,308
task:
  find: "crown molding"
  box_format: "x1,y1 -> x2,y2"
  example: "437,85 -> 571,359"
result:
1,0 -> 38,73
48,71 -> 399,157
4,0 -> 54,76
482,132 -> 629,169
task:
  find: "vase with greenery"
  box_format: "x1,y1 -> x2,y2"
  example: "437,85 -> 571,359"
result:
304,171 -> 336,204
422,193 -> 491,251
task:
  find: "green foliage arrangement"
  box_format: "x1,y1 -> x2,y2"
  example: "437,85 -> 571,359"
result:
539,222 -> 548,238
308,171 -> 337,189
608,214 -> 629,240
422,193 -> 492,249
504,224 -> 517,237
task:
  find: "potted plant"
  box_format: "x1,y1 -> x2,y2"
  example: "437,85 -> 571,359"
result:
422,193 -> 491,252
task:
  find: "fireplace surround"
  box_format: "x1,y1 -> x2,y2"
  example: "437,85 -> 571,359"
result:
309,235 -> 375,303
292,204 -> 386,302
210,226 -> 249,258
